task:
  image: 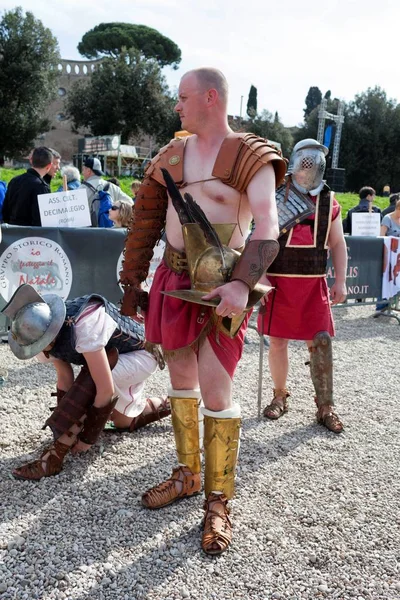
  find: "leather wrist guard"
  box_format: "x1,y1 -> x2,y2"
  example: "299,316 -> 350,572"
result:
231,239 -> 279,291
120,177 -> 168,316
79,395 -> 119,445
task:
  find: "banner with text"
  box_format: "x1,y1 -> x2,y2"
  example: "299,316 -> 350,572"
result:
0,227 -> 385,310
381,236 -> 400,299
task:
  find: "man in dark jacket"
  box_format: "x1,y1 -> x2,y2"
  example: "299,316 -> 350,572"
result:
342,186 -> 381,235
2,147 -> 53,226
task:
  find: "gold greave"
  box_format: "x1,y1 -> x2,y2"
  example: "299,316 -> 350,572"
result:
203,415 -> 241,500
170,396 -> 201,474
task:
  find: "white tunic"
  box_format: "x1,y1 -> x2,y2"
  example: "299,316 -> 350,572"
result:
39,301 -> 157,417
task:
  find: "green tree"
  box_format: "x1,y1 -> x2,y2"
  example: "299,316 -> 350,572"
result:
78,23 -> 181,69
304,86 -> 322,118
246,84 -> 257,118
66,50 -> 178,146
245,110 -> 293,157
0,7 -> 60,162
339,87 -> 400,192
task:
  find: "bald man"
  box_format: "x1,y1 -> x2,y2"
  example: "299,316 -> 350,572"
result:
120,68 -> 286,555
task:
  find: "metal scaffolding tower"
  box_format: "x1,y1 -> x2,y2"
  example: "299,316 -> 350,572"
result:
317,99 -> 345,168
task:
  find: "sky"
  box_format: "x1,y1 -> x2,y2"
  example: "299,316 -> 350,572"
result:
2,0 -> 400,127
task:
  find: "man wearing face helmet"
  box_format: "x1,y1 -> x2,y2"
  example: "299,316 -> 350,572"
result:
257,139 -> 348,433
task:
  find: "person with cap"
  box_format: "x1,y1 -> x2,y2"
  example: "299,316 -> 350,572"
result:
80,157 -> 132,226
1,284 -> 170,481
257,138 -> 348,433
119,67 -> 286,555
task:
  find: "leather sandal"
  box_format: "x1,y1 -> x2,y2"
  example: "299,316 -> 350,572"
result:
263,388 -> 290,420
202,492 -> 232,555
129,397 -> 171,431
12,440 -> 70,481
142,465 -> 201,509
316,406 -> 343,434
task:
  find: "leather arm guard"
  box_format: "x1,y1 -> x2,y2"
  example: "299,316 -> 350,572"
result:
231,239 -> 279,291
79,395 -> 119,445
44,348 -> 119,440
120,177 -> 168,316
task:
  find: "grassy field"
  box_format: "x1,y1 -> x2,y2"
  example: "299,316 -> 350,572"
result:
0,167 -> 391,218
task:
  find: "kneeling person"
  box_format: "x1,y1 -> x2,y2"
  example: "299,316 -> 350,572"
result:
2,284 -> 170,480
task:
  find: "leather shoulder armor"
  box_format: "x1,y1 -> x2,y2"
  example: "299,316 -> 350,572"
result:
144,138 -> 186,186
212,133 -> 287,193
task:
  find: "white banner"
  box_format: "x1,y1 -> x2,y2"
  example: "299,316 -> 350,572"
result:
37,189 -> 91,228
381,236 -> 400,299
352,212 -> 381,237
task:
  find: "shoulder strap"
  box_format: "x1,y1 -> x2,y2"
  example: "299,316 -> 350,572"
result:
82,181 -> 97,193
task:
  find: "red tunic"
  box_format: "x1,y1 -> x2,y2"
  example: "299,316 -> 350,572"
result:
257,196 -> 341,341
145,260 -> 250,379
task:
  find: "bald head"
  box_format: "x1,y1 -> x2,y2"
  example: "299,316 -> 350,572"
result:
182,68 -> 228,106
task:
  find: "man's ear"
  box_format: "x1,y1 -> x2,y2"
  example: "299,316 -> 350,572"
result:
207,88 -> 218,107
44,163 -> 53,173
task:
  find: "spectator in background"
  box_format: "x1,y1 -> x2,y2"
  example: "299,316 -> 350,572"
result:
80,157 -> 132,226
374,198 -> 400,314
382,184 -> 391,197
342,186 -> 381,235
56,165 -> 81,192
108,200 -> 133,228
2,147 -> 53,226
131,179 -> 141,202
43,148 -> 61,186
380,198 -> 400,237
381,192 -> 400,218
0,180 -> 6,222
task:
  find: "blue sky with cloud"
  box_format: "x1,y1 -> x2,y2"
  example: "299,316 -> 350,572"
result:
2,0 -> 399,126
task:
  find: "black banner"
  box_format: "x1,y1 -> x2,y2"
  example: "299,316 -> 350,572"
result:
327,236 -> 383,300
0,227 -> 384,315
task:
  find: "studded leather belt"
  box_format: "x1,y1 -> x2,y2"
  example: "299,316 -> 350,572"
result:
163,242 -> 188,274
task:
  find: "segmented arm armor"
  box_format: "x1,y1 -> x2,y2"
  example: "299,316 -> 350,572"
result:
120,177 -> 168,316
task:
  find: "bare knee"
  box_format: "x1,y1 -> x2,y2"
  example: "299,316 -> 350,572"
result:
167,355 -> 199,391
269,337 -> 289,353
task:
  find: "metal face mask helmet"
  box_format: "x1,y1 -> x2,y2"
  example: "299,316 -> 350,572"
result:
288,138 -> 329,194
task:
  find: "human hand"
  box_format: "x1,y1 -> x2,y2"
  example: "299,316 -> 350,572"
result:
330,281 -> 347,305
258,274 -> 272,306
70,439 -> 92,455
202,280 -> 249,317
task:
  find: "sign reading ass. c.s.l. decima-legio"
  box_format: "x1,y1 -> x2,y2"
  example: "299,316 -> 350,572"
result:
37,189 -> 91,228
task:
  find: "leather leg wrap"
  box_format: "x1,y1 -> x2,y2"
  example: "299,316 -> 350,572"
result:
170,393 -> 202,475
203,412 -> 241,500
309,331 -> 333,408
79,395 -> 119,445
44,349 -> 119,440
49,388 -> 67,411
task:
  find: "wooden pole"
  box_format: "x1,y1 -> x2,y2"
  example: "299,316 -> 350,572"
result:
63,175 -> 68,192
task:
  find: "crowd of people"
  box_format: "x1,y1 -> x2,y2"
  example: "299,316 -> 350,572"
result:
0,66 -> 397,557
0,151 -> 140,228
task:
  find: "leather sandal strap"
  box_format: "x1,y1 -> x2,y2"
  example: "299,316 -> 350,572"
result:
202,494 -> 232,555
142,466 -> 201,509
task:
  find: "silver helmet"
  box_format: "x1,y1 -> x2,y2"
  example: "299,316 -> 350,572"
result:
288,138 -> 329,194
1,284 -> 66,360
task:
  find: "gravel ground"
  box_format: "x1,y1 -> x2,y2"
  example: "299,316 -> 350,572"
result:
0,305 -> 399,600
